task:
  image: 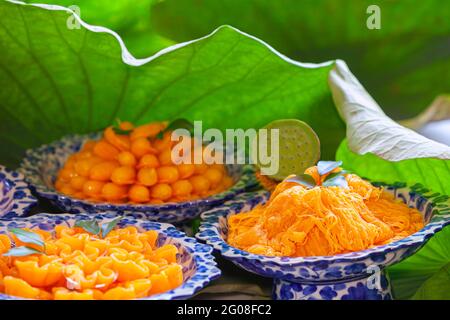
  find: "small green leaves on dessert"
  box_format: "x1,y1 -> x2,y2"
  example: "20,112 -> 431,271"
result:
3,246 -> 43,257
284,160 -> 349,189
156,118 -> 194,139
75,217 -> 123,238
8,228 -> 44,248
285,174 -> 317,188
317,160 -> 343,176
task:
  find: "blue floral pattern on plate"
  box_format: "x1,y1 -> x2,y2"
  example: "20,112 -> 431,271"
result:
0,165 -> 37,218
273,271 -> 392,300
18,133 -> 258,224
0,212 -> 221,300
197,184 -> 450,300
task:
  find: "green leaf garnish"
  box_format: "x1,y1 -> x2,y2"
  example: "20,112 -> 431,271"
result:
156,118 -> 194,139
75,218 -> 122,238
322,174 -> 349,188
74,219 -> 101,236
284,161 -> 349,189
8,228 -> 44,248
317,160 -> 343,176
323,170 -> 350,182
112,127 -> 132,135
101,217 -> 123,238
285,174 -> 317,188
3,246 -> 43,257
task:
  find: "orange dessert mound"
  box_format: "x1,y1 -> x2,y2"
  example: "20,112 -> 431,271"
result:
55,121 -> 233,204
227,166 -> 424,257
0,226 -> 183,300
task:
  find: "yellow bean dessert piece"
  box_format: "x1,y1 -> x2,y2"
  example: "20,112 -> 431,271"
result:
128,185 -> 150,203
189,175 -> 211,195
74,159 -> 96,177
118,121 -> 134,131
172,180 -> 193,197
138,154 -> 160,168
111,166 -> 136,185
89,161 -> 118,182
60,185 -> 75,196
177,163 -> 195,179
104,127 -> 130,151
131,138 -> 156,158
93,140 -> 119,160
117,151 -> 137,167
153,132 -> 173,152
58,167 -> 77,181
70,176 -> 87,191
137,167 -> 158,187
151,183 -> 172,201
102,183 -> 128,201
130,122 -> 164,141
194,163 -> 208,175
156,166 -> 179,184
81,140 -> 96,152
204,168 -> 223,187
158,149 -> 174,166
82,180 -> 105,198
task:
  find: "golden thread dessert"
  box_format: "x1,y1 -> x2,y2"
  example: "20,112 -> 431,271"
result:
228,165 -> 424,257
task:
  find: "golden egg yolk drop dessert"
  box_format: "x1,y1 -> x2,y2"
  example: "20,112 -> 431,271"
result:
55,121 -> 233,204
227,166 -> 424,257
0,226 -> 183,300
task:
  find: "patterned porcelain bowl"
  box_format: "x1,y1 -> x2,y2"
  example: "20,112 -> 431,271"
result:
0,166 -> 37,218
18,133 -> 258,224
197,183 -> 450,300
0,212 -> 221,300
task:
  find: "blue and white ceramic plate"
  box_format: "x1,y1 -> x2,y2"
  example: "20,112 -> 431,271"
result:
197,183 -> 450,300
0,165 -> 37,218
18,133 -> 258,224
0,212 -> 221,300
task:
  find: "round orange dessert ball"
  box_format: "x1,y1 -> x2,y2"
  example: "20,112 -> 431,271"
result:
74,159 -> 96,177
138,154 -> 159,168
153,133 -> 173,152
131,138 -> 156,158
117,151 -> 137,167
60,185 -> 75,196
189,175 -> 211,195
83,180 -> 105,198
58,167 -> 77,181
70,176 -> 87,191
111,166 -> 136,185
151,183 -> 172,201
204,168 -> 223,187
177,163 -> 195,179
172,180 -> 193,197
194,163 -> 208,175
89,161 -> 118,181
102,183 -> 128,201
137,167 -> 158,186
129,185 -> 150,203
93,140 -> 119,160
156,166 -> 179,184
